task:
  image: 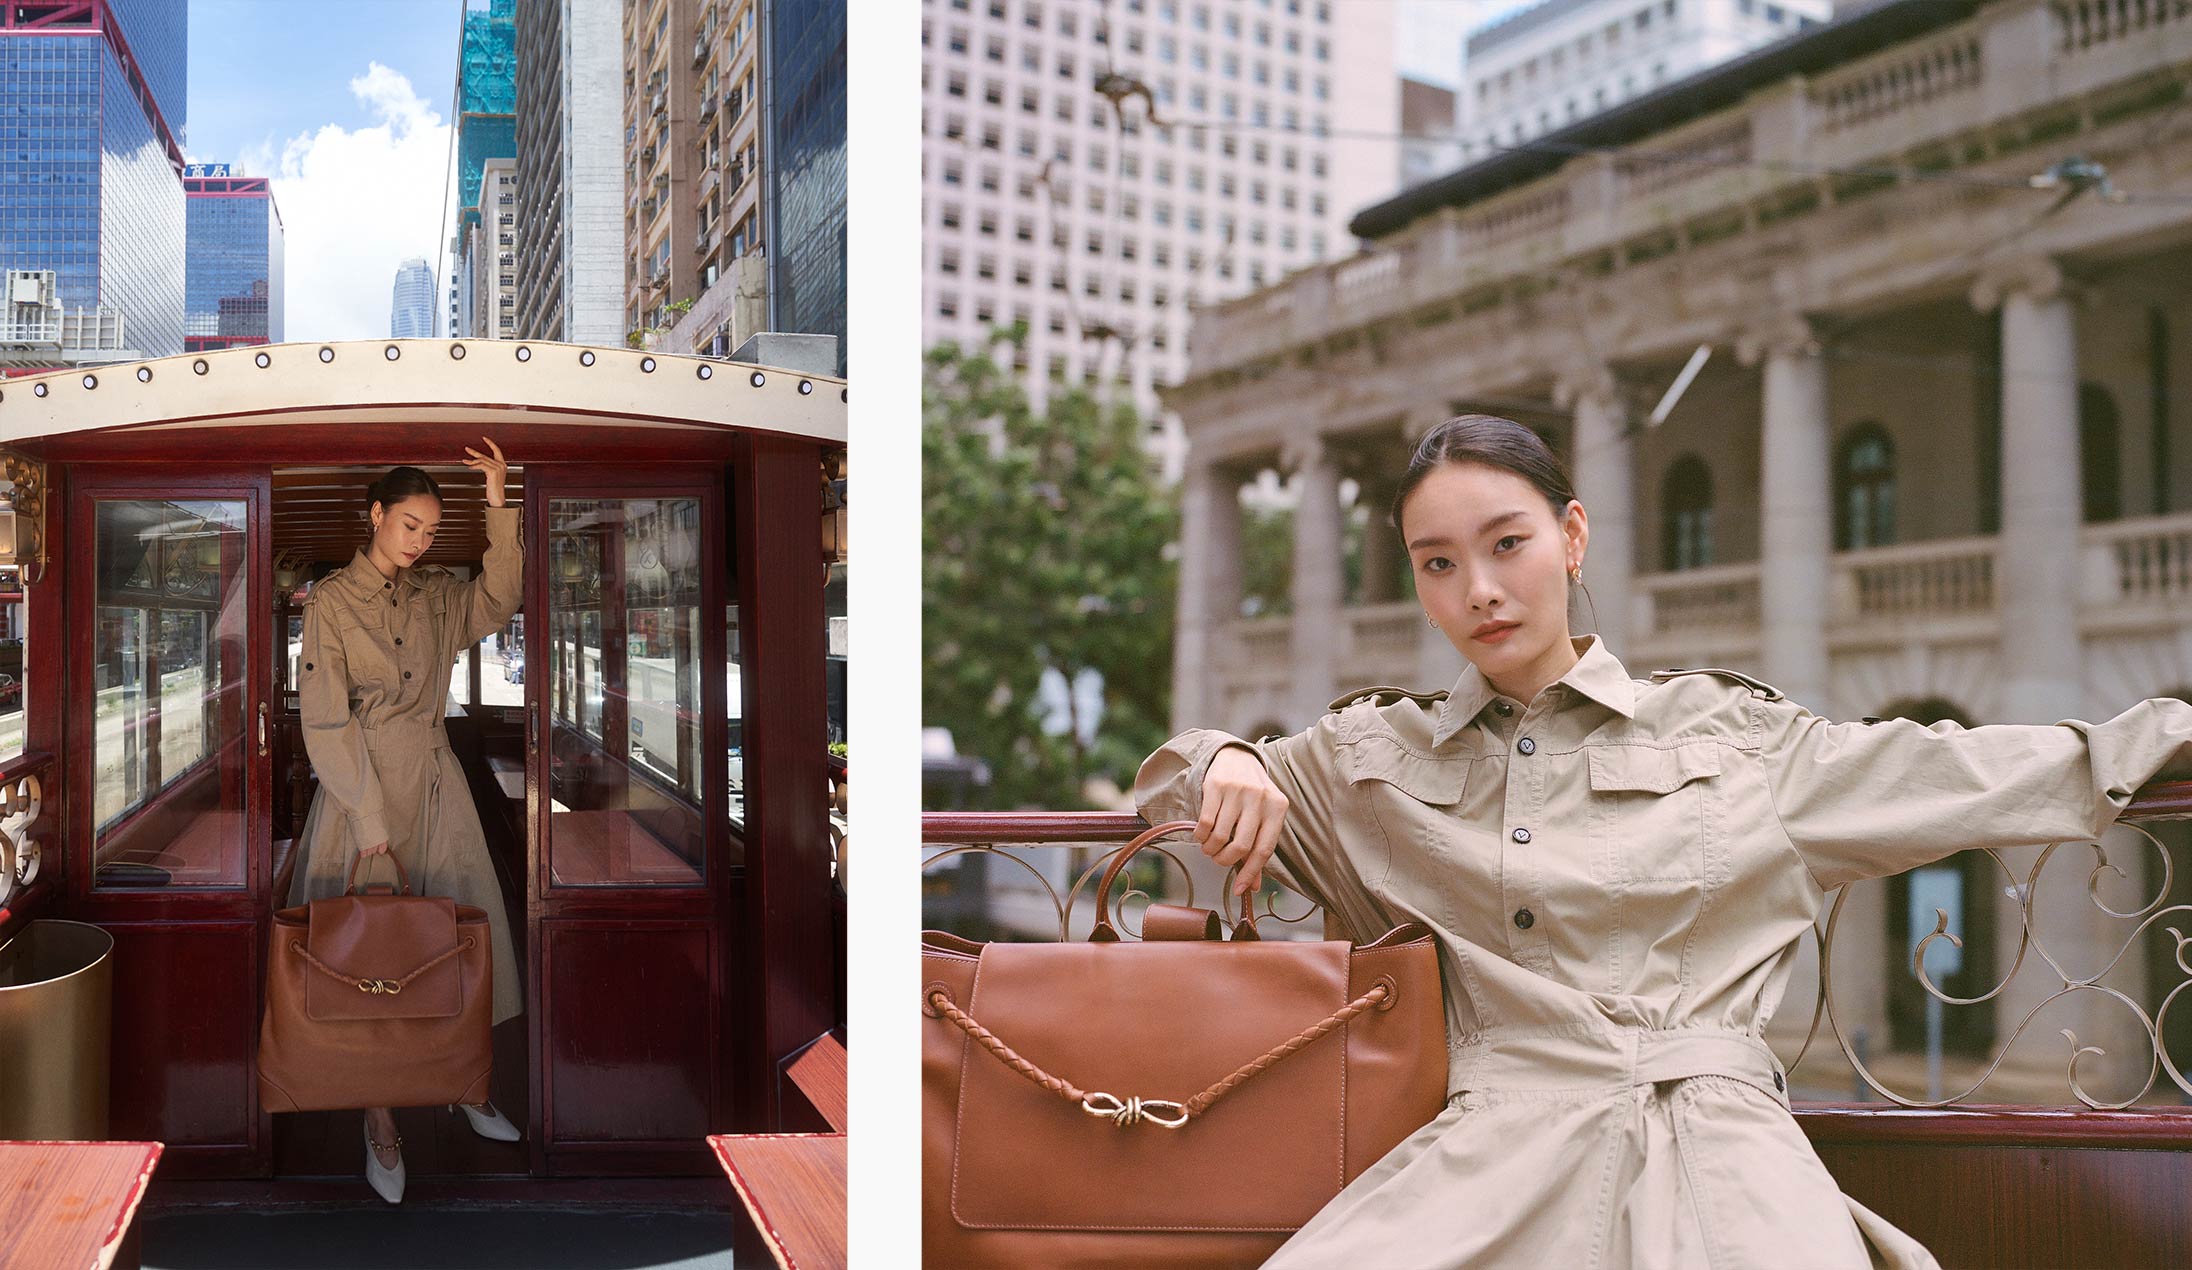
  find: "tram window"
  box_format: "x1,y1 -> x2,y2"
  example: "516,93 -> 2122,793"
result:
545,497 -> 705,887
482,615 -> 524,707
0,564 -> 22,764
90,498 -> 250,890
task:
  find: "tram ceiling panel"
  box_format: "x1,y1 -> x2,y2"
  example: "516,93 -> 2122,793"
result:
0,341 -> 848,452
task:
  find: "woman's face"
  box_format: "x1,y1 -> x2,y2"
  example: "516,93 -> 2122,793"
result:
1401,460 -> 1587,683
370,493 -> 442,567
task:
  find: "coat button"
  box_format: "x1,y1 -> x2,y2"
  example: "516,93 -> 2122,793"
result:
384,581 -> 392,589
403,671 -> 412,679
394,637 -> 403,646
303,662 -> 313,672
1493,701 -> 1513,717
1511,827 -> 1531,843
1773,1071 -> 1785,1091
1517,737 -> 1535,755
1513,908 -> 1535,929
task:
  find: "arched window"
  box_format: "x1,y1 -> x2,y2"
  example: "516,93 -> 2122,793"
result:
1834,424 -> 1896,550
1660,453 -> 1713,571
1880,697 -> 1995,1059
2079,382 -> 2121,523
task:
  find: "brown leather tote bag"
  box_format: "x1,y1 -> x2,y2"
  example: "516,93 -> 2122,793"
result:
922,821 -> 1448,1269
258,854 -> 493,1113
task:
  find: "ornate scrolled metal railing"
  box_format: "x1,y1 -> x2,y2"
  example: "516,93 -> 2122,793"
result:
925,777 -> 2192,1110
0,753 -> 48,913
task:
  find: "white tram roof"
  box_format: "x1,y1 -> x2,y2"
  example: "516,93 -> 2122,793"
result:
0,340 -> 846,448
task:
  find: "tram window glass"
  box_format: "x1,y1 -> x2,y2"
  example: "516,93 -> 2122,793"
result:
545,497 -> 705,887
482,615 -> 523,707
0,565 -> 23,764
91,499 -> 250,890
727,601 -> 743,833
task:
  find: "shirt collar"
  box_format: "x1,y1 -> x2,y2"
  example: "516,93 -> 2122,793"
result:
1433,632 -> 1638,747
340,548 -> 424,596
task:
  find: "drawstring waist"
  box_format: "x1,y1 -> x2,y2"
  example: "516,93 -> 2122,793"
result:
1451,1025 -> 1791,1110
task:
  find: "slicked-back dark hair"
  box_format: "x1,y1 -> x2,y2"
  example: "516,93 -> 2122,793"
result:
366,466 -> 443,519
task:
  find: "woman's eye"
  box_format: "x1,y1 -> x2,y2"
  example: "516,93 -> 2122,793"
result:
1494,535 -> 1522,553
1421,556 -> 1452,573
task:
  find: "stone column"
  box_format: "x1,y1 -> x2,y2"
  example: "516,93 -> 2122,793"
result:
1172,456 -> 1242,731
1738,313 -> 1833,711
1969,256 -> 2132,1091
1558,364 -> 1635,656
1288,438 -> 1344,723
1971,254 -> 2084,726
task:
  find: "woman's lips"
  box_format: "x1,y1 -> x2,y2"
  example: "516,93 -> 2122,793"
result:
1474,622 -> 1518,644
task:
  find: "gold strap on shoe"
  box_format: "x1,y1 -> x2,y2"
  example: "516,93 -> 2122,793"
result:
367,1131 -> 403,1152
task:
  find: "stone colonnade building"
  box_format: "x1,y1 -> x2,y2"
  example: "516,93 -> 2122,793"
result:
1163,0 -> 2192,1102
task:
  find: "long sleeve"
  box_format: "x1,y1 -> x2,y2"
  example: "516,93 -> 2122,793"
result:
298,598 -> 388,853
1755,694 -> 2192,892
453,504 -> 523,646
1131,717 -> 1382,936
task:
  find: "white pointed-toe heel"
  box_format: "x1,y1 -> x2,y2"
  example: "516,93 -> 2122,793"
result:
364,1123 -> 405,1204
450,1100 -> 522,1142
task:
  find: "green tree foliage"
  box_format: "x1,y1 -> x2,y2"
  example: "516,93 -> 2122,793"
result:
924,330 -> 1178,810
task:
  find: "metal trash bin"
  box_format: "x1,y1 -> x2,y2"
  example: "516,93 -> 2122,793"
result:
0,919 -> 113,1138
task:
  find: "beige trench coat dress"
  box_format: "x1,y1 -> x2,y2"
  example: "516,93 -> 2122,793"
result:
1135,633 -> 2192,1270
288,505 -> 524,1028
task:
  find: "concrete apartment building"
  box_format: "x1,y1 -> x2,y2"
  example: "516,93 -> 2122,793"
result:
515,0 -> 627,345
470,156 -> 520,340
920,0 -> 1397,471
660,0 -> 770,357
1457,0 -> 1832,166
1160,0 -> 2192,1103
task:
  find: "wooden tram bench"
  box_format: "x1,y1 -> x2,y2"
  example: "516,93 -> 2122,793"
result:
0,1141 -> 163,1270
923,801 -> 2192,1270
708,1032 -> 848,1270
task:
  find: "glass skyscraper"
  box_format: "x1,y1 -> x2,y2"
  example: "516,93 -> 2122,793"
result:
765,0 -> 846,373
391,257 -> 434,338
0,1 -> 188,358
451,0 -> 517,338
184,170 -> 283,352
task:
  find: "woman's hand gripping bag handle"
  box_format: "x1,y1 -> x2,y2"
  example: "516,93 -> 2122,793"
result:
919,820 -> 1451,1270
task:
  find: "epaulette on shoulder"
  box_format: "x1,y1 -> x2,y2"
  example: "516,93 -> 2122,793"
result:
1327,684 -> 1450,713
1648,666 -> 1785,701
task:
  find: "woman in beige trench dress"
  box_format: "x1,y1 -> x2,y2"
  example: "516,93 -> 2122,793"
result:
1135,415 -> 2192,1270
287,443 -> 525,1205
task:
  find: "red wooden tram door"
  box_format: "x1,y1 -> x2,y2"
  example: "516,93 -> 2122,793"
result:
522,465 -> 734,1175
64,468 -> 276,1176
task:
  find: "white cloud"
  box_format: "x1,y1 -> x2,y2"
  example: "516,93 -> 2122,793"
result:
233,62 -> 454,341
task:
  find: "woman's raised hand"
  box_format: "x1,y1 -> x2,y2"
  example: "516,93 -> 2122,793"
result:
1197,746 -> 1289,898
463,435 -> 509,507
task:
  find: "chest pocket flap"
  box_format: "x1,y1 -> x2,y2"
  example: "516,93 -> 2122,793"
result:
1337,735 -> 1470,805
1587,743 -> 1721,794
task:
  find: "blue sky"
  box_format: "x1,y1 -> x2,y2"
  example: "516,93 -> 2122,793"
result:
185,0 -> 459,168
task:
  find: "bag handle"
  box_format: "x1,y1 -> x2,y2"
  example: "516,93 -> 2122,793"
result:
924,976 -> 1395,1129
347,851 -> 412,896
1088,821 -> 1260,943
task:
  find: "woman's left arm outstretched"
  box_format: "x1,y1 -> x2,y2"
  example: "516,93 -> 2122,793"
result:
451,435 -> 522,645
1756,694 -> 2192,892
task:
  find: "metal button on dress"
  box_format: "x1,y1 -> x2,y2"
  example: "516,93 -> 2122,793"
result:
1513,908 -> 1535,929
1517,737 -> 1536,755
1511,827 -> 1531,843
403,671 -> 412,679
384,581 -> 392,589
1493,701 -> 1513,717
394,637 -> 403,646
1774,1071 -> 1785,1091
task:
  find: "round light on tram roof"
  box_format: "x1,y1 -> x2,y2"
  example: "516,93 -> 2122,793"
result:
255,351 -> 272,368
798,380 -> 814,395
82,374 -> 97,390
384,345 -> 401,361
318,347 -> 335,363
515,346 -> 532,362
192,359 -> 209,375
33,382 -> 47,397
579,350 -> 595,367
640,357 -> 657,373
137,366 -> 152,382
696,364 -> 712,380
449,343 -> 466,360
749,371 -> 766,388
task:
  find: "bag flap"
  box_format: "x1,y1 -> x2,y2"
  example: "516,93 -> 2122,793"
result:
949,939 -> 1352,1232
1586,743 -> 1721,794
300,893 -> 466,1021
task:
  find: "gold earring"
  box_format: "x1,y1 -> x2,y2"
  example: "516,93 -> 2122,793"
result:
1569,564 -> 1581,583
